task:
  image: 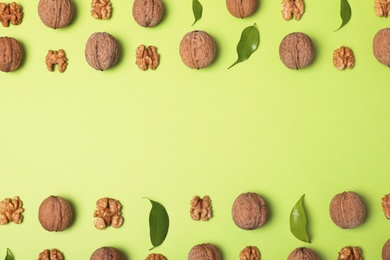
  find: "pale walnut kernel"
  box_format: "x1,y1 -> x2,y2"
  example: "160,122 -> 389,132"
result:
375,0 -> 390,17
281,0 -> 304,21
333,46 -> 355,70
382,194 -> 390,219
338,246 -> 362,260
38,249 -> 64,260
91,0 -> 112,19
240,246 -> 261,260
0,2 -> 22,27
93,197 -> 124,229
190,195 -> 212,221
45,49 -> 68,73
145,253 -> 167,260
136,45 -> 159,71
0,196 -> 24,225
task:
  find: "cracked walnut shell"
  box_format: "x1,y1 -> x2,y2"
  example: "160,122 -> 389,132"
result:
132,0 -> 163,27
190,195 -> 212,221
90,247 -> 125,260
0,196 -> 24,224
232,192 -> 268,230
279,32 -> 314,70
226,0 -> 258,18
188,243 -> 221,260
38,0 -> 73,29
338,246 -> 362,260
38,249 -> 64,260
375,0 -> 390,17
282,0 -> 304,21
287,247 -> 319,260
38,195 -> 73,232
333,46 -> 355,70
85,32 -> 119,71
240,246 -> 260,260
373,28 -> 390,67
146,253 -> 167,260
0,36 -> 22,72
93,197 -> 124,229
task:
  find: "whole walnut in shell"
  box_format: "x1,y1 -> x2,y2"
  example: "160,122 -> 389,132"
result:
0,36 -> 22,72
232,192 -> 268,230
179,30 -> 216,69
279,32 -> 315,69
226,0 -> 258,18
287,247 -> 319,260
38,195 -> 73,232
132,0 -> 163,27
383,239 -> 390,260
188,243 -> 221,260
38,0 -> 73,29
373,28 -> 390,67
85,32 -> 119,71
329,191 -> 366,229
90,247 -> 124,260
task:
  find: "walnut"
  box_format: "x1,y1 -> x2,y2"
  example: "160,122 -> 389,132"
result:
85,32 -> 119,71
38,195 -> 73,232
91,0 -> 111,19
333,46 -> 355,70
38,0 -> 73,29
232,192 -> 268,230
136,45 -> 159,71
279,32 -> 315,70
240,246 -> 261,260
287,247 -> 319,260
132,0 -> 163,27
0,36 -> 22,72
37,249 -> 64,260
0,196 -> 24,224
338,246 -> 362,260
382,194 -> 390,219
0,2 -> 22,27
90,247 -> 125,260
226,0 -> 258,18
281,0 -> 304,21
329,191 -> 366,229
45,49 -> 68,73
383,239 -> 390,260
93,197 -> 124,229
190,195 -> 212,221
188,243 -> 221,260
179,30 -> 217,69
145,253 -> 167,260
373,28 -> 390,67
375,0 -> 390,17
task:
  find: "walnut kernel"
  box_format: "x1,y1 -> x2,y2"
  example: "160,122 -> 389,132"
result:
333,46 -> 355,70
382,194 -> 390,219
375,0 -> 390,17
232,192 -> 268,230
145,253 -> 167,260
0,2 -> 22,27
93,197 -> 124,229
188,243 -> 221,260
38,195 -> 73,232
90,247 -> 124,260
287,247 -> 319,260
279,32 -> 315,69
136,45 -> 159,70
45,49 -> 68,73
91,0 -> 111,19
190,195 -> 212,221
240,246 -> 261,260
0,196 -> 24,224
226,0 -> 258,18
0,36 -> 22,72
281,0 -> 304,21
38,249 -> 64,260
338,246 -> 362,260
132,0 -> 163,27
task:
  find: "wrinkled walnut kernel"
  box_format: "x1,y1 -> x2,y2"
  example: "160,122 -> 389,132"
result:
190,195 -> 212,221
93,197 -> 124,229
338,246 -> 362,260
0,2 -> 22,27
281,0 -> 304,21
382,194 -> 390,219
375,0 -> 390,17
45,49 -> 68,73
240,246 -> 260,260
0,196 -> 24,224
145,253 -> 167,260
91,0 -> 111,19
136,45 -> 159,70
333,46 -> 355,70
38,249 -> 64,260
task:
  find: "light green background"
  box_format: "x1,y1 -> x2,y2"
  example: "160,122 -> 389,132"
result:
1,0 -> 390,259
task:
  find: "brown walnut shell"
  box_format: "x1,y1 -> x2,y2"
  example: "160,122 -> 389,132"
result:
188,243 -> 221,260
132,0 -> 163,27
179,30 -> 216,69
383,239 -> 390,260
329,191 -> 366,229
90,247 -> 125,260
226,0 -> 258,18
38,0 -> 73,29
287,247 -> 319,260
373,28 -> 390,67
38,195 -> 73,232
0,37 -> 22,72
232,192 -> 268,230
85,32 -> 119,71
279,32 -> 315,69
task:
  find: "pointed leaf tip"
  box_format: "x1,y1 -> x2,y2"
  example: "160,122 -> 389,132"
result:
290,194 -> 310,243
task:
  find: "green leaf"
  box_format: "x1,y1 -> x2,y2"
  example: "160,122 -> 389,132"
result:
335,0 -> 351,31
5,248 -> 14,260
228,23 -> 259,69
290,194 -> 310,243
192,0 -> 203,26
145,198 -> 169,250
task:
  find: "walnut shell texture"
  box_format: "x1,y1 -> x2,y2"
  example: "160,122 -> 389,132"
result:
383,239 -> 390,260
38,0 -> 73,29
232,192 -> 268,230
132,0 -> 163,27
85,32 -> 119,71
373,28 -> 390,67
38,195 -> 73,232
0,37 -> 22,72
279,32 -> 314,69
287,247 -> 319,260
226,0 -> 258,18
329,191 -> 366,229
90,247 -> 125,260
188,243 -> 221,260
179,30 -> 216,69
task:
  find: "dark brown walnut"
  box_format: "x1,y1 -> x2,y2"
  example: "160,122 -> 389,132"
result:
287,247 -> 319,260
132,0 -> 163,27
329,191 -> 366,229
145,253 -> 167,260
38,249 -> 64,260
373,28 -> 390,66
383,239 -> 390,260
188,243 -> 221,260
279,32 -> 315,69
38,195 -> 73,232
0,36 -> 22,72
240,246 -> 261,260
38,0 -> 73,29
90,247 -> 124,260
232,192 -> 268,230
338,246 -> 362,260
226,0 -> 258,18
179,30 -> 216,69
85,32 -> 119,71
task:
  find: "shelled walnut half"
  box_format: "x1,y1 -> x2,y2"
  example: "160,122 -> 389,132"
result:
45,49 -> 68,73
333,46 -> 355,70
93,197 -> 124,229
91,0 -> 111,19
374,0 -> 390,17
0,2 -> 23,27
382,194 -> 390,219
145,253 -> 167,260
38,249 -> 64,260
240,246 -> 261,260
0,196 -> 24,224
190,195 -> 212,221
338,246 -> 362,260
281,0 -> 304,21
136,45 -> 159,70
